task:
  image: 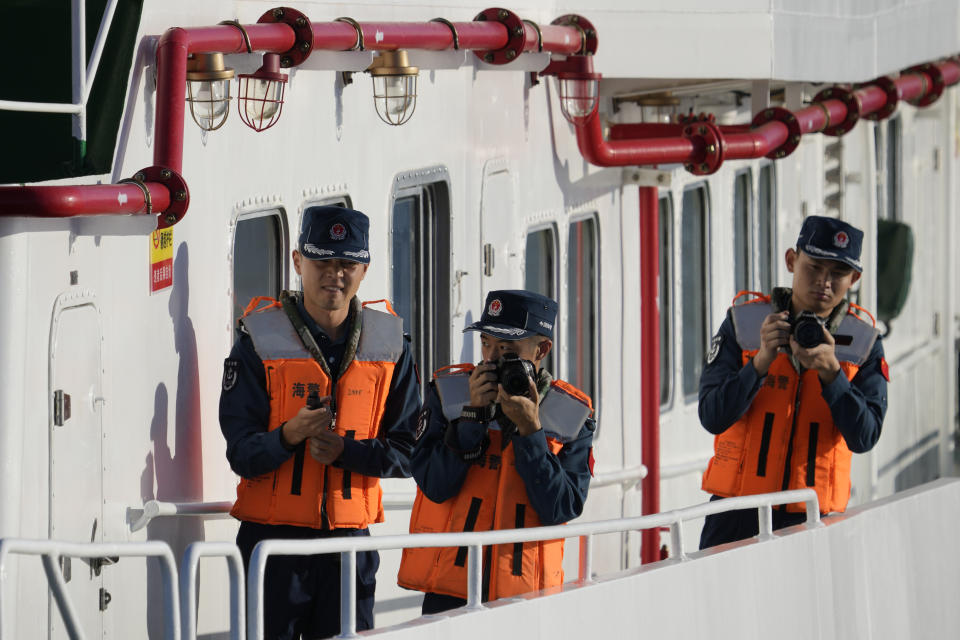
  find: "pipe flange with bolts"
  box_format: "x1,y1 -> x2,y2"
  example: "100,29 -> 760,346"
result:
905,63 -> 945,107
682,119 -> 726,176
258,6 -> 314,67
859,76 -> 899,121
472,8 -> 526,65
750,106 -> 803,159
137,166 -> 189,229
813,86 -> 861,137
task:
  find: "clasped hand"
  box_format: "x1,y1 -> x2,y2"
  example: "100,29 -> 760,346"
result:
282,395 -> 344,464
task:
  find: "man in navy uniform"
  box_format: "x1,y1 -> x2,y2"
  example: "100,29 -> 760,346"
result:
698,215 -> 888,549
220,205 -> 421,639
397,290 -> 595,613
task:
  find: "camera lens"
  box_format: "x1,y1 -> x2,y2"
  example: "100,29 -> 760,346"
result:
793,314 -> 825,349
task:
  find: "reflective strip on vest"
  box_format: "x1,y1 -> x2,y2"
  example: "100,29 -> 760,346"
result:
433,366 -> 592,443
731,301 -> 879,365
230,302 -> 402,529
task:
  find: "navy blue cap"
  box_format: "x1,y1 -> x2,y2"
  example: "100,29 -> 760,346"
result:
298,206 -> 370,264
796,215 -> 863,272
464,290 -> 558,340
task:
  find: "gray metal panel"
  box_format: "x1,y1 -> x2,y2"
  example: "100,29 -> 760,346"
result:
241,307 -> 311,360
540,387 -> 590,443
834,315 -> 879,366
435,373 -> 471,422
355,307 -> 403,363
730,302 -> 771,352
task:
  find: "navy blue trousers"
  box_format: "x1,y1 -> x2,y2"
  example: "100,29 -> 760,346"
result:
699,495 -> 809,550
237,521 -> 379,640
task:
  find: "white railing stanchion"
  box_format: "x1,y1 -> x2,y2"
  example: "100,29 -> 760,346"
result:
578,534 -> 593,583
248,542 -> 269,640
804,496 -> 823,528
41,553 -> 87,640
338,549 -> 357,638
466,544 -> 484,609
669,518 -> 686,561
181,542 -> 244,640
758,504 -> 774,539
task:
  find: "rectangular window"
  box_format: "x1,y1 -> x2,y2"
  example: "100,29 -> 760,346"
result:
681,186 -> 709,399
659,195 -> 674,407
566,216 -> 598,404
733,170 -> 753,294
758,163 -> 776,293
525,227 -> 558,374
232,209 -> 287,327
392,180 -> 451,380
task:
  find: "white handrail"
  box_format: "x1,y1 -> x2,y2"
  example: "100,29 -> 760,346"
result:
181,542 -> 244,640
247,489 -> 820,639
0,538 -> 180,640
129,500 -> 234,532
591,464 -> 648,488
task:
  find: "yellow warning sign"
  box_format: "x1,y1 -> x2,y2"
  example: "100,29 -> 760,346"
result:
149,227 -> 174,293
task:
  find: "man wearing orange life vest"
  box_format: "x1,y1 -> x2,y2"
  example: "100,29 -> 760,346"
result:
219,206 -> 421,639
698,215 -> 888,549
397,290 -> 595,614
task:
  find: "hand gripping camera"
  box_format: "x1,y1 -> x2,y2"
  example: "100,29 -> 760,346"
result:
494,353 -> 537,396
791,311 -> 827,349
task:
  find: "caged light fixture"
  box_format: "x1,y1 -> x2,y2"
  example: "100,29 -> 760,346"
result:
237,53 -> 288,131
367,50 -> 419,126
556,70 -> 601,125
185,52 -> 235,131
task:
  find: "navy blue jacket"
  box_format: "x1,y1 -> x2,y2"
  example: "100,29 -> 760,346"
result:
699,310 -> 887,454
220,299 -> 421,481
411,380 -> 595,526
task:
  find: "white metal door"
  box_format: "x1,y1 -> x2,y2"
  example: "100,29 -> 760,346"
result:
49,295 -> 105,639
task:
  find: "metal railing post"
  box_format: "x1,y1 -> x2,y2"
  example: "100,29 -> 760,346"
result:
669,518 -> 686,561
466,544 -> 483,609
578,534 -> 593,583
757,504 -> 774,539
41,553 -> 87,640
181,542 -> 244,640
338,549 -> 357,638
248,542 -> 269,640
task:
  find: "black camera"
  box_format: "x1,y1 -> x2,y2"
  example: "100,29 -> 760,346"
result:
494,353 -> 537,396
792,311 -> 827,349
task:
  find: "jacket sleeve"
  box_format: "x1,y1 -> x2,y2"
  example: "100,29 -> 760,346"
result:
698,312 -> 766,434
512,419 -> 595,526
820,336 -> 888,453
410,383 -> 483,503
219,333 -> 293,479
336,339 -> 422,478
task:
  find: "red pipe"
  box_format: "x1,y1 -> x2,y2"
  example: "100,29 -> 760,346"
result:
0,183 -> 170,217
1,12 -> 586,224
639,186 -> 661,564
577,59 -> 960,169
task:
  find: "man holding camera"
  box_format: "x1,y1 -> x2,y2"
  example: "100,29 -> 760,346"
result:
397,290 -> 595,613
698,215 -> 888,549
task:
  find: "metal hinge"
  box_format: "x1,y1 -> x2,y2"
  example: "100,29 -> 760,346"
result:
483,243 -> 495,276
53,390 -> 71,426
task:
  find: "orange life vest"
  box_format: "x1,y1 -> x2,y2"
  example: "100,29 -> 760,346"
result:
230,295 -> 404,529
397,366 -> 592,601
701,292 -> 879,513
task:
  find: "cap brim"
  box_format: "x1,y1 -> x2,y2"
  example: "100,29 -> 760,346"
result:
800,245 -> 862,272
463,321 -> 536,340
299,244 -> 370,264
